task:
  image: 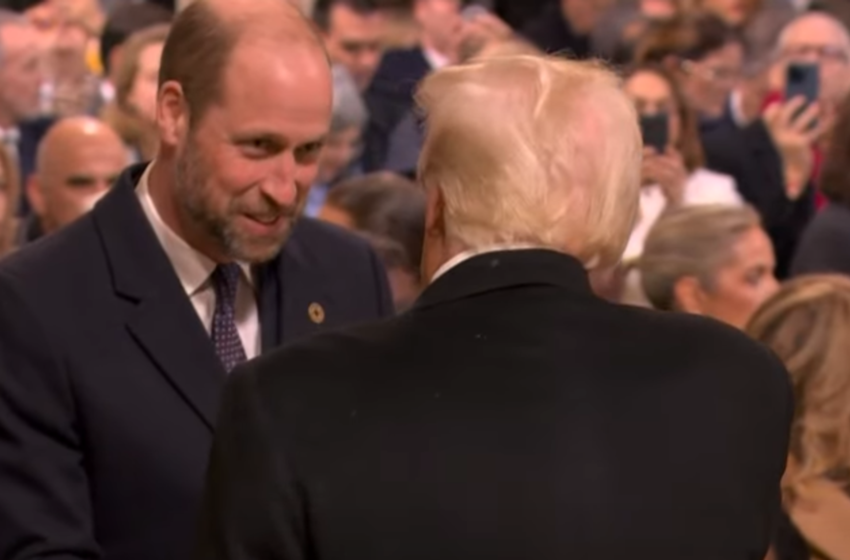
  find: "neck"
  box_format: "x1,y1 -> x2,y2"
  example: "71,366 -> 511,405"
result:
147,157 -> 226,263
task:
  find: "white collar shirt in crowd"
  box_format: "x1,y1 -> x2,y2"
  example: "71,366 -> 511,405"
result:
135,162 -> 260,360
423,47 -> 451,71
432,243 -> 543,282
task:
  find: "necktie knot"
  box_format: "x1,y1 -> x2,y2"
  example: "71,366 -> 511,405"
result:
212,263 -> 242,306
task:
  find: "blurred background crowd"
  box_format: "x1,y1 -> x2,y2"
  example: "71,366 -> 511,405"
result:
3,0 -> 850,558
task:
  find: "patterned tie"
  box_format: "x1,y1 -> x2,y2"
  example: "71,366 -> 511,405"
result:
211,264 -> 248,373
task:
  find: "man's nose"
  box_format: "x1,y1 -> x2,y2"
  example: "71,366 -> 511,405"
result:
261,154 -> 298,206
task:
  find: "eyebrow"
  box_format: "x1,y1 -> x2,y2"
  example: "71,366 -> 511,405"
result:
232,132 -> 328,148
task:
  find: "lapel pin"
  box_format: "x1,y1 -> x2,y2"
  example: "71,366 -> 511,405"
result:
308,302 -> 325,325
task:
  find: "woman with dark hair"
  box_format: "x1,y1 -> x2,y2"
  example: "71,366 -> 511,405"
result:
318,171 -> 426,311
634,11 -> 746,125
621,63 -> 741,264
791,93 -> 850,276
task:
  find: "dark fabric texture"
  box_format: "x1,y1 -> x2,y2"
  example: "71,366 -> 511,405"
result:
196,249 -> 793,560
701,119 -> 815,279
0,163 -> 393,560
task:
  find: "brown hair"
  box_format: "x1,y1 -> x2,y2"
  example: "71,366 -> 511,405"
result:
0,144 -> 20,257
639,204 -> 760,310
157,2 -> 237,128
634,11 -> 741,64
100,24 -> 170,160
820,92 -> 850,208
624,63 -> 705,171
325,171 -> 425,273
746,275 -> 850,501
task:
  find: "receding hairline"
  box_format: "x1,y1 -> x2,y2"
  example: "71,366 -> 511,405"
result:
777,12 -> 850,52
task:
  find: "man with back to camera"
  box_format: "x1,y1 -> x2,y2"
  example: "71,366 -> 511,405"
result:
196,55 -> 793,560
0,1 -> 393,559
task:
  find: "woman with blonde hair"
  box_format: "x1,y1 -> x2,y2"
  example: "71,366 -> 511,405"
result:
747,275 -> 850,560
637,204 -> 778,328
100,24 -> 170,162
0,144 -> 21,258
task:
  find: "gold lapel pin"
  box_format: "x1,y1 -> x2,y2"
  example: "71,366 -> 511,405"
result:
308,302 -> 325,324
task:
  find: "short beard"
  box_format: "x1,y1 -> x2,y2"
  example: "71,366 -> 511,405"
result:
173,137 -> 297,264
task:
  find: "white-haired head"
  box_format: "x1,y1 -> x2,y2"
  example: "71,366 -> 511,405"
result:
416,54 -> 642,278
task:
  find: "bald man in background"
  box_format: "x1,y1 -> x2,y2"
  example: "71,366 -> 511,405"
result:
18,117 -> 128,243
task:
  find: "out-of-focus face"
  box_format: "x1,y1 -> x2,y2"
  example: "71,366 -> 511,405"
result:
681,42 -> 744,118
696,226 -> 779,329
415,0 -> 462,56
168,40 -> 332,264
700,0 -> 758,27
33,127 -> 128,234
639,0 -> 678,20
128,42 -> 164,124
322,5 -> 385,91
316,126 -> 361,184
317,203 -> 353,228
773,16 -> 850,108
561,0 -> 615,35
0,23 -> 45,124
624,70 -> 682,148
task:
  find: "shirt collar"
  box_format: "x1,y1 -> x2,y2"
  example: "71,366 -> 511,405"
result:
422,47 -> 451,70
431,243 -> 541,283
135,162 -> 253,296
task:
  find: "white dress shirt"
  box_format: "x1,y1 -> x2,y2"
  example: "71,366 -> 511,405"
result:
423,47 -> 451,71
136,163 -> 261,359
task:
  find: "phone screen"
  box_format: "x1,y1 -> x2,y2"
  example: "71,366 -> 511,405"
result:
639,113 -> 669,153
785,63 -> 819,106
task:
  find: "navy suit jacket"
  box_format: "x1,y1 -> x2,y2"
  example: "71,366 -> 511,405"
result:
0,164 -> 393,560
362,47 -> 431,173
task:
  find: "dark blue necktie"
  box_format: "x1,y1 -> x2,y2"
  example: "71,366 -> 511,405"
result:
211,264 -> 247,373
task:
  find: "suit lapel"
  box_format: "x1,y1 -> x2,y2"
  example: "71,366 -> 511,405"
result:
93,164 -> 226,430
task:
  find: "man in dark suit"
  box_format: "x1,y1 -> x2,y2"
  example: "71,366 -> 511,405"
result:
197,56 -> 793,559
0,1 -> 392,560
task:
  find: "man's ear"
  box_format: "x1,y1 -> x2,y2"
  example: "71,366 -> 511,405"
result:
26,175 -> 45,218
673,275 -> 706,315
157,81 -> 189,149
423,183 -> 445,240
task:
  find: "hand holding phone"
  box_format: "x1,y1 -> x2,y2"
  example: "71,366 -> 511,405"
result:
639,113 -> 669,153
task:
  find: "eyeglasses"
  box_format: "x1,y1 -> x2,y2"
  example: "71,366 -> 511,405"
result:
782,44 -> 849,64
681,60 -> 741,83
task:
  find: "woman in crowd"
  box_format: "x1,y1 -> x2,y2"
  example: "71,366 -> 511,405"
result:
318,172 -> 425,312
304,65 -> 368,217
638,204 -> 778,329
747,275 -> 850,560
621,63 -> 741,263
634,12 -> 747,126
100,24 -> 170,163
792,92 -> 850,276
0,145 -> 20,258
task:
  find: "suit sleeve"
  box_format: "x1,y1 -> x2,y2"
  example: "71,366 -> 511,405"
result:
0,274 -> 100,559
195,365 -> 307,560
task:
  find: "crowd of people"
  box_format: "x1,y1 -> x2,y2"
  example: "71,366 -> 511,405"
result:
0,0 -> 850,559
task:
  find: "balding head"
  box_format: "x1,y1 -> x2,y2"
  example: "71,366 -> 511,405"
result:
158,0 -> 326,129
416,55 -> 641,278
30,117 -> 129,234
775,12 -> 850,105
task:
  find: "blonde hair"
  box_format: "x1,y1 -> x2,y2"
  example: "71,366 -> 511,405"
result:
415,55 -> 642,268
0,144 -> 20,258
746,275 -> 850,502
638,204 -> 760,310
